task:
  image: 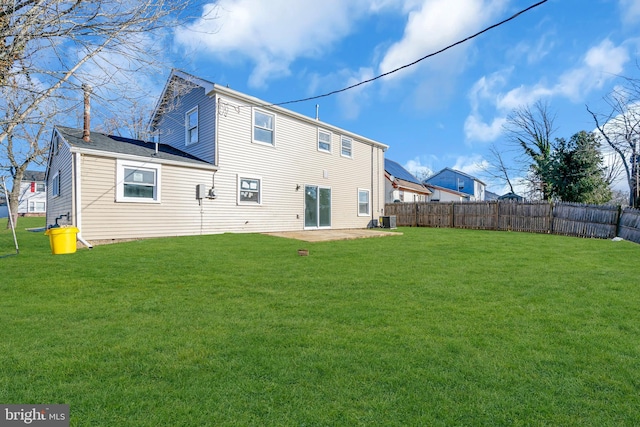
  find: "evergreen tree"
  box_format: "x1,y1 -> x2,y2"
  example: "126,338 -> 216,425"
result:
544,131 -> 612,204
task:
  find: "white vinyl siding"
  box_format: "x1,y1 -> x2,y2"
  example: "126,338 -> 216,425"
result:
253,109 -> 275,146
116,160 -> 161,203
318,129 -> 331,153
341,136 -> 352,158
185,106 -> 198,145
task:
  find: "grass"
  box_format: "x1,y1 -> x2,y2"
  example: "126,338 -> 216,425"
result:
1,217 -> 640,426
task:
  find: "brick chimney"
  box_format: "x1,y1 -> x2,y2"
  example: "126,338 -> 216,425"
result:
82,83 -> 92,142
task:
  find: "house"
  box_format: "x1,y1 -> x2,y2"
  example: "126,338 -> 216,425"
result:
0,170 -> 46,219
424,183 -> 471,202
17,170 -> 47,216
424,167 -> 486,201
0,196 -> 7,218
485,190 -> 500,201
46,70 -> 388,243
384,159 -> 431,203
498,192 -> 524,202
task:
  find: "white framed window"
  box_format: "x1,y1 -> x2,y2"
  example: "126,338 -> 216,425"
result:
52,171 -> 60,198
253,109 -> 275,146
29,201 -> 46,212
186,106 -> 198,145
116,160 -> 161,203
318,129 -> 332,153
36,183 -> 45,192
341,136 -> 353,158
237,175 -> 262,205
358,189 -> 370,216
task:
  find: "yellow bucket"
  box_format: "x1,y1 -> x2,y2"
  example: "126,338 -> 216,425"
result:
45,227 -> 79,255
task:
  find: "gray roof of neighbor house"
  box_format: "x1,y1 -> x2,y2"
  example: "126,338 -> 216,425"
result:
23,170 -> 46,181
485,190 -> 500,201
55,126 -> 214,167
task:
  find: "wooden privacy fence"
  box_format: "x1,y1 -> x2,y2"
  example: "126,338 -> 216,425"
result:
384,201 -> 640,244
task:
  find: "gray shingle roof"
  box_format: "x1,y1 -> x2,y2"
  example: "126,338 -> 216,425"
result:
56,126 -> 213,167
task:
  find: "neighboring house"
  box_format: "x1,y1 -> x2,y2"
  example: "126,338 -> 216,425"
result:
485,190 -> 500,201
498,192 -> 524,202
17,170 -> 47,216
425,167 -> 486,201
46,70 -> 388,243
384,159 -> 431,203
424,183 -> 471,202
0,197 -> 7,218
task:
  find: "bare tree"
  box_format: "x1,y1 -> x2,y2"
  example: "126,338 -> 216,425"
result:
482,143 -> 518,195
503,100 -> 557,200
1,0 -> 212,227
587,75 -> 640,207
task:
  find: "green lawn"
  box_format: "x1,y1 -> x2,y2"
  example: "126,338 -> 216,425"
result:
2,218 -> 639,426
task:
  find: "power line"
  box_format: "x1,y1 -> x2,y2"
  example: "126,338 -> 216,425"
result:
269,0 -> 549,107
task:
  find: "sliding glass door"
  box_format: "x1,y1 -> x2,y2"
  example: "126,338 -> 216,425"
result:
305,185 -> 331,229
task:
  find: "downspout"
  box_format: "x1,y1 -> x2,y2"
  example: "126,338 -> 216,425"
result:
74,151 -> 93,249
371,144 -> 374,226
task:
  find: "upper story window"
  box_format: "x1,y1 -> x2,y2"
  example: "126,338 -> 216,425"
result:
341,136 -> 352,158
253,109 -> 275,146
318,129 -> 331,153
36,183 -> 45,192
116,160 -> 161,203
186,106 -> 198,145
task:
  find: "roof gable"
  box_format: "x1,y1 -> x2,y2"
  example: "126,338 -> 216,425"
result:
150,69 -> 215,129
426,167 -> 486,186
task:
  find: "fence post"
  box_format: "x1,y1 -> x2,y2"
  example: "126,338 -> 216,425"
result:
615,204 -> 622,238
549,201 -> 554,234
451,202 -> 455,228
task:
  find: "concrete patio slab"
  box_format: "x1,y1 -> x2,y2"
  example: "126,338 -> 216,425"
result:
264,229 -> 402,242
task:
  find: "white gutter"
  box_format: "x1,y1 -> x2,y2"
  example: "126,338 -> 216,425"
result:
74,152 -> 93,249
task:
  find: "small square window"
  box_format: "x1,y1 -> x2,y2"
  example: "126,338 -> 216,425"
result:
238,175 -> 262,205
341,136 -> 352,158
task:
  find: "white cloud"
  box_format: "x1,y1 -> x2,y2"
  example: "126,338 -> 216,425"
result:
620,0 -> 640,24
336,67 -> 375,120
378,0 -> 507,80
175,0 -> 384,88
404,157 -> 435,180
465,39 -> 630,143
453,154 -> 489,177
464,70 -> 509,142
464,115 -> 506,142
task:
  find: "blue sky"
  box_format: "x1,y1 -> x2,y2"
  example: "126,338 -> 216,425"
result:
162,0 -> 639,193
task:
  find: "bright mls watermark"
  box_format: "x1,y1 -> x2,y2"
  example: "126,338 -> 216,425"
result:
0,405 -> 69,427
